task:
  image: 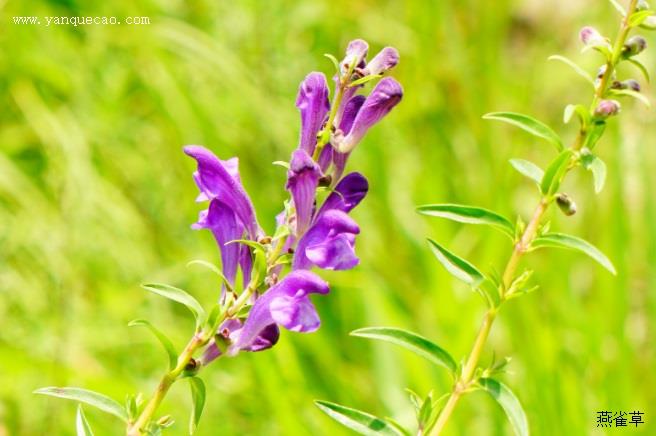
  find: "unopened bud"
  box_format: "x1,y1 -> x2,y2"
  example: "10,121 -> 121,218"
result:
611,79 -> 641,92
556,193 -> 577,216
623,36 -> 647,57
637,0 -> 650,11
596,64 -> 616,82
157,415 -> 174,427
594,99 -> 621,118
580,26 -> 604,45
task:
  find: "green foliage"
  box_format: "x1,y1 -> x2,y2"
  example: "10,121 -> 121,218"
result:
427,239 -> 485,287
417,204 -> 514,238
76,406 -> 94,436
478,378 -> 529,436
540,150 -> 573,196
34,387 -> 128,422
483,112 -> 563,151
314,401 -> 403,436
141,283 -> 207,328
509,159 -> 544,185
128,319 -> 178,370
548,56 -> 595,87
530,233 -> 616,275
350,327 -> 457,374
188,377 -> 206,435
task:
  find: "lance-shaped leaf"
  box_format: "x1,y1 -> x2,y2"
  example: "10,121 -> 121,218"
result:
417,204 -> 514,239
540,150 -> 573,196
627,59 -> 650,83
531,232 -> 616,274
141,283 -> 206,327
548,55 -> 595,87
609,88 -> 651,108
580,153 -> 607,193
583,121 -> 606,150
186,260 -> 234,294
509,159 -> 544,185
350,327 -> 457,373
189,377 -> 206,435
608,0 -> 626,15
128,319 -> 177,370
483,112 -> 563,151
76,405 -> 94,436
34,387 -> 128,422
478,378 -> 529,436
427,239 -> 485,287
315,401 -> 403,436
563,104 -> 590,126
629,10 -> 655,27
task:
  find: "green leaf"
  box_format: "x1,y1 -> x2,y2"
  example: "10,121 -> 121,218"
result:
582,120 -> 606,150
141,283 -> 206,327
563,104 -> 590,126
548,55 -> 595,87
350,327 -> 457,373
383,417 -> 411,436
540,150 -> 573,196
608,0 -> 627,16
349,74 -> 383,87
479,378 -> 529,436
226,239 -> 266,252
427,239 -> 485,287
531,233 -> 616,274
417,204 -> 514,238
128,319 -> 177,370
609,88 -> 651,107
76,405 -> 94,436
186,260 -> 234,294
509,159 -> 544,185
627,58 -> 651,83
188,377 -> 206,435
315,401 -> 402,436
483,112 -> 563,151
34,387 -> 128,422
580,153 -> 607,193
324,53 -> 340,73
629,9 -> 655,27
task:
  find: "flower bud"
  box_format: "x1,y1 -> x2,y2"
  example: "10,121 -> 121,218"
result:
341,39 -> 369,73
637,0 -> 650,10
594,99 -> 621,118
364,47 -> 400,76
157,415 -> 174,427
556,193 -> 577,216
579,26 -> 604,46
611,79 -> 641,92
623,36 -> 647,57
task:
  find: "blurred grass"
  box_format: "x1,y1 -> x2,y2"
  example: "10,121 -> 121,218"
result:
0,0 -> 654,434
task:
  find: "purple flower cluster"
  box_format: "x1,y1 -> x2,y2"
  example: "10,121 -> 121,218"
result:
184,39 -> 402,363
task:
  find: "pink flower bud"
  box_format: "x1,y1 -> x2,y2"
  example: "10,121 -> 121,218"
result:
623,36 -> 647,57
580,26 -> 603,45
594,100 -> 621,118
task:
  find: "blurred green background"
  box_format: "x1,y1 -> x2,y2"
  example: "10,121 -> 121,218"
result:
1,0 -> 654,434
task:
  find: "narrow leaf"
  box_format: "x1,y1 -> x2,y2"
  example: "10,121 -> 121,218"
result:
128,319 -> 177,370
540,150 -> 573,195
531,232 -> 616,274
349,74 -> 383,87
582,121 -> 606,150
189,377 -> 206,435
34,387 -> 127,422
627,58 -> 650,83
548,55 -> 595,87
76,405 -> 94,436
509,159 -> 544,185
186,260 -> 234,293
479,378 -> 529,436
581,153 -> 607,193
141,283 -> 206,327
483,112 -> 563,151
563,104 -> 590,126
609,88 -> 651,107
629,10 -> 655,27
417,204 -> 514,238
350,327 -> 457,373
315,401 -> 402,436
427,239 -> 485,287
608,0 -> 627,15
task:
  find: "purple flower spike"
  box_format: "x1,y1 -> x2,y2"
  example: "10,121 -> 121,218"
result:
365,47 -> 400,76
286,149 -> 322,236
332,95 -> 366,179
293,209 -> 361,271
316,172 -> 369,218
336,77 -> 403,153
184,146 -> 260,238
296,72 -> 330,155
230,270 -> 330,353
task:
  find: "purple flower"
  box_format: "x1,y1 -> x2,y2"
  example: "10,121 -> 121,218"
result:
229,270 -> 330,353
200,319 -> 280,365
286,149 -> 322,236
579,26 -> 603,46
296,72 -> 330,156
341,39 -> 369,73
293,173 -> 368,270
364,47 -> 400,76
335,77 -> 403,154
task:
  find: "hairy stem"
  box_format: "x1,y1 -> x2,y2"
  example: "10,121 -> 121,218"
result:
429,3 -> 638,434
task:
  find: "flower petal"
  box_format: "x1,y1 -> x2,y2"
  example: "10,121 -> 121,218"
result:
296,72 -> 330,155
306,233 -> 359,270
332,95 -> 367,179
286,149 -> 321,236
341,39 -> 369,72
184,146 -> 259,238
336,78 -> 403,153
270,295 -> 321,332
316,172 -> 369,219
364,47 -> 400,76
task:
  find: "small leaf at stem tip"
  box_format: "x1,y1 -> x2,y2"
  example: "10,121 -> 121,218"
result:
563,103 -> 590,126
582,120 -> 606,150
272,160 -> 290,169
548,55 -> 595,87
627,58 -> 651,83
417,204 -> 514,239
189,377 -> 206,435
629,9 -> 656,27
141,283 -> 207,327
226,239 -> 266,252
34,387 -> 128,422
608,0 -> 627,15
580,152 -> 607,193
478,378 -> 529,436
482,112 -> 564,151
315,400 -> 403,436
128,319 -> 178,370
509,159 -> 544,185
348,74 -> 383,87
540,149 -> 573,196
186,260 -> 234,293
427,239 -> 486,287
350,327 -> 457,373
531,232 -> 616,274
76,405 -> 94,436
324,53 -> 340,73
609,88 -> 651,107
